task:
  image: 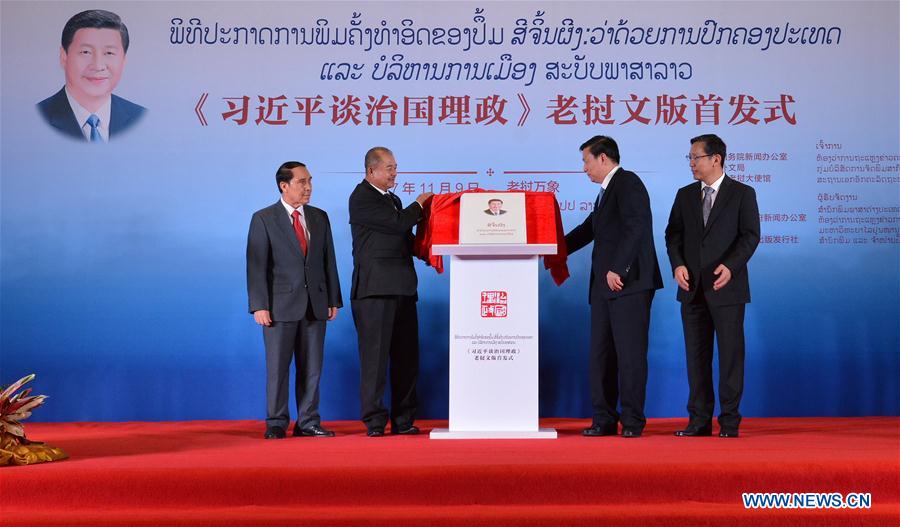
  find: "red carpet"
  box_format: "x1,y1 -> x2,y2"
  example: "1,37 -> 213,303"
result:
2,417 -> 897,526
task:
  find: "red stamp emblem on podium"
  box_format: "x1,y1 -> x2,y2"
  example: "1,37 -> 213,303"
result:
480,290 -> 508,318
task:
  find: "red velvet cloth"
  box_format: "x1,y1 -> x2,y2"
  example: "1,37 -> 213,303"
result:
414,190 -> 570,285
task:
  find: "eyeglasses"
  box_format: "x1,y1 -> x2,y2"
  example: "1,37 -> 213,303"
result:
685,154 -> 714,163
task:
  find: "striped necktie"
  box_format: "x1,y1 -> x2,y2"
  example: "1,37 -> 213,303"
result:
702,186 -> 715,226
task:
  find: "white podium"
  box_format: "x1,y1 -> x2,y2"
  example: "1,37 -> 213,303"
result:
430,243 -> 558,439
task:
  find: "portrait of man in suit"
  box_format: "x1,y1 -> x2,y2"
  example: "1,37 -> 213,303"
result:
348,147 -> 433,437
247,161 -> 343,439
37,9 -> 145,142
484,198 -> 507,216
665,134 -> 760,438
564,135 -> 663,439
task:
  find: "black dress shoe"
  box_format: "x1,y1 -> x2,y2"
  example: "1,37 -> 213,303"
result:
264,426 -> 286,439
621,428 -> 642,438
366,428 -> 385,437
674,425 -> 712,437
719,430 -> 739,438
582,424 -> 618,437
391,425 -> 420,435
295,424 -> 335,437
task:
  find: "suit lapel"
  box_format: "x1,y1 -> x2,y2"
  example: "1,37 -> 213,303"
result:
109,94 -> 138,136
362,179 -> 398,210
109,95 -> 126,136
595,170 -> 619,214
685,181 -> 704,234
47,88 -> 85,140
703,176 -> 736,235
303,205 -> 319,257
272,202 -> 305,260
592,170 -> 619,231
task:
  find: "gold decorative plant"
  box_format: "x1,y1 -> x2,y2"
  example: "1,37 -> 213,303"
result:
0,374 -> 67,466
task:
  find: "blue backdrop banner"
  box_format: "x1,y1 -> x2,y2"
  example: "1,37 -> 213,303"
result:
1,1 -> 898,421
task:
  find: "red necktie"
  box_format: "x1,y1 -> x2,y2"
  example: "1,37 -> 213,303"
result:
291,209 -> 308,256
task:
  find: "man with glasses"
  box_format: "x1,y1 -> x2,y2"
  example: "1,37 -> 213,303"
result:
564,135 -> 663,438
665,134 -> 760,438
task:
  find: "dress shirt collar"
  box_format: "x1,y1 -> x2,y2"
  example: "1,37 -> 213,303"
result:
600,165 -> 621,191
280,198 -> 304,217
64,87 -> 111,142
702,172 -> 726,194
367,181 -> 390,196
281,199 -> 310,238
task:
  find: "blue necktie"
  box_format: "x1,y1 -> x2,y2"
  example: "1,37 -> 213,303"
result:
594,187 -> 605,209
86,114 -> 102,143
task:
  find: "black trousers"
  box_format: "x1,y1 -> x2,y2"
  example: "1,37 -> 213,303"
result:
680,288 -> 746,431
262,303 -> 326,430
351,295 -> 419,431
589,290 -> 654,432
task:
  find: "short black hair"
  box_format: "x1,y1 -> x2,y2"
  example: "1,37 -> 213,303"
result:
690,134 -> 727,166
62,10 -> 130,53
579,135 -> 620,164
364,146 -> 393,171
488,199 -> 503,205
275,161 -> 306,193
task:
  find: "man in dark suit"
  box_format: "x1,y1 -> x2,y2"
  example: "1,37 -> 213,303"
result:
37,10 -> 145,142
247,161 -> 343,439
484,199 -> 507,216
565,135 -> 663,438
349,147 -> 433,437
665,134 -> 760,438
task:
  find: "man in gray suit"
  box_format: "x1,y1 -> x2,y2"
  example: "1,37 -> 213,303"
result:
247,161 -> 343,439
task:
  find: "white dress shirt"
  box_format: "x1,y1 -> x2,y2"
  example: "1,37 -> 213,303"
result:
701,172 -> 726,207
367,181 -> 412,210
65,88 -> 111,142
601,165 -> 621,192
281,199 -> 310,246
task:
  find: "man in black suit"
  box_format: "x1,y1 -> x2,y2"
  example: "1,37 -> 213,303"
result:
564,135 -> 663,438
247,161 -> 343,439
665,134 -> 760,438
37,10 -> 145,142
349,147 -> 433,437
484,199 -> 507,216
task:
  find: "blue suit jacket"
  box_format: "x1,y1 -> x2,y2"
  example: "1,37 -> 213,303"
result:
37,87 -> 146,141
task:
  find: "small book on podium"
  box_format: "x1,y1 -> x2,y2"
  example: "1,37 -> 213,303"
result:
458,192 -> 526,244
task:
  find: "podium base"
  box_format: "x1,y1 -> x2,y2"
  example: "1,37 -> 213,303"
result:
429,428 -> 557,440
